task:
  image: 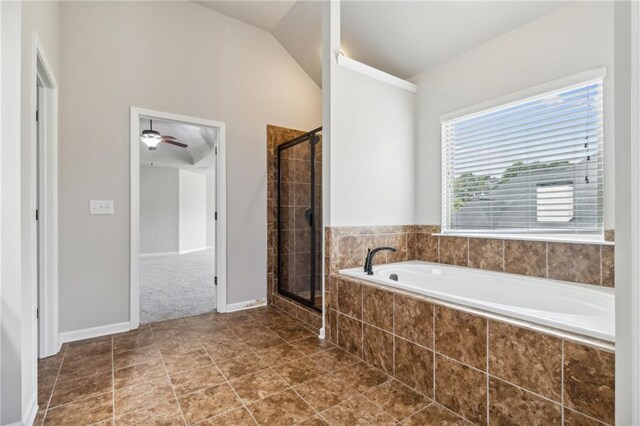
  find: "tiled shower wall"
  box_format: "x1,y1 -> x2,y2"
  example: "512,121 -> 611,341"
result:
326,274 -> 615,425
267,125 -> 322,329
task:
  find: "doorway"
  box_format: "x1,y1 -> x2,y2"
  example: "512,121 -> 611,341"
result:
130,108 -> 227,328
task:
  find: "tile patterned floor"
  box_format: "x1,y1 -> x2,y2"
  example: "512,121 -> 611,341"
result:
37,306 -> 471,425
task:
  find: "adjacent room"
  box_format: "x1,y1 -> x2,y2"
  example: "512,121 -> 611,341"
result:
138,116 -> 217,323
1,1 -> 638,426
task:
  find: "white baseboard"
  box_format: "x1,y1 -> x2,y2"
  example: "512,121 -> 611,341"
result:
59,321 -> 130,344
225,298 -> 267,312
5,394 -> 38,426
178,247 -> 210,255
140,251 -> 179,258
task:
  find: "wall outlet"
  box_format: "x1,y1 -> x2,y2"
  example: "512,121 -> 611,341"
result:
90,200 -> 114,215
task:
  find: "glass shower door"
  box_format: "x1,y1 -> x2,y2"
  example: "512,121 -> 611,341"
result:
276,129 -> 322,311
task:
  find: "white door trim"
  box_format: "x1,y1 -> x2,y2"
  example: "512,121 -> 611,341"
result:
129,107 -> 228,329
629,2 -> 640,422
28,33 -> 59,359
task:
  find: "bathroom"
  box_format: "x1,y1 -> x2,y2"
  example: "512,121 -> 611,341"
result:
270,1 -> 624,424
9,0 -> 637,424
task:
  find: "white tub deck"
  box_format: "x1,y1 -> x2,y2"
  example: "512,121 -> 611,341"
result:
340,260 -> 614,343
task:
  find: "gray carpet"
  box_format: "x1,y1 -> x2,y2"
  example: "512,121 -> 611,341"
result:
140,249 -> 216,324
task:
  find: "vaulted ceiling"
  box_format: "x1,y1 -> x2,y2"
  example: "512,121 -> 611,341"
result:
195,1 -> 567,87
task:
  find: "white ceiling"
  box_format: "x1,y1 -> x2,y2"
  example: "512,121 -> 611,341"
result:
194,1 -> 297,31
196,1 -> 567,86
139,117 -> 217,174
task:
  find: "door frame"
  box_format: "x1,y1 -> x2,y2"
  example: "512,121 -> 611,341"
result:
129,107 -> 228,329
28,33 -> 59,359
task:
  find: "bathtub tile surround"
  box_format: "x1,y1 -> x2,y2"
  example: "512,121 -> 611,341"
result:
488,321 -> 562,401
328,275 -> 615,425
326,225 -> 615,288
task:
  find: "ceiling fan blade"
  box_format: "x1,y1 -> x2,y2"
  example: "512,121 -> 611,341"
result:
161,135 -> 178,141
161,139 -> 188,148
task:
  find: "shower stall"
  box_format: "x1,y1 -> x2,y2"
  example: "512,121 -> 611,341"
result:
276,127 -> 322,311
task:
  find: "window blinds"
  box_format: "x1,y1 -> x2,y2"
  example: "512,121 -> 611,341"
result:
441,79 -> 603,235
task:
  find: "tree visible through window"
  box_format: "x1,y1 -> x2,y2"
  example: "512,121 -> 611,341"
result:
442,77 -> 603,235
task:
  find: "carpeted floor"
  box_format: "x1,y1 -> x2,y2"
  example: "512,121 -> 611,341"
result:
140,249 -> 216,324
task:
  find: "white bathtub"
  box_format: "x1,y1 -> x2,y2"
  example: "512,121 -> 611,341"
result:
340,260 -> 615,343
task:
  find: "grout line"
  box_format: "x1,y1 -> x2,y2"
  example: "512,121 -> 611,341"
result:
151,325 -> 189,426
486,321 -> 490,425
39,343 -> 69,424
561,339 -> 565,424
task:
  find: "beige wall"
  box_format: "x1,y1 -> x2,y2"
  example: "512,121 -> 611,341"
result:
58,1 -> 321,332
413,1 -> 615,228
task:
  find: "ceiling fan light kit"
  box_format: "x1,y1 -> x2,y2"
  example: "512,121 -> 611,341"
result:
140,119 -> 189,150
140,129 -> 162,150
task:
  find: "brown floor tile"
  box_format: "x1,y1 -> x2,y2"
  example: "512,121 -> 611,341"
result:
435,355 -> 487,425
198,407 -> 257,425
201,337 -> 252,361
163,347 -> 213,373
57,353 -> 113,383
403,403 -> 472,425
269,323 -> 315,342
150,318 -> 191,332
63,342 -> 112,365
114,344 -> 160,370
115,399 -> 184,425
113,332 -> 155,354
488,377 -> 561,426
364,379 -> 430,421
34,409 -> 46,426
49,371 -> 113,407
294,373 -> 357,411
333,361 -> 390,393
170,364 -> 226,396
321,394 -> 396,426
247,388 -> 315,425
240,330 -> 287,350
289,336 -> 333,355
309,347 -> 360,372
45,392 -> 113,425
230,368 -> 290,404
297,415 -> 330,426
178,383 -> 242,424
114,375 -> 176,415
255,343 -> 306,366
114,360 -> 167,389
216,353 -> 269,380
272,357 -> 326,385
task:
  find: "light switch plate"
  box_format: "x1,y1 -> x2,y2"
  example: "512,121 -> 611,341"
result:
90,200 -> 114,215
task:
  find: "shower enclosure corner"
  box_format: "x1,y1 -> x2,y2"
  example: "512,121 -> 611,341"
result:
276,127 -> 322,311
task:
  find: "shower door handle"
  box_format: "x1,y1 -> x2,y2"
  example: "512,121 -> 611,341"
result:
304,208 -> 313,227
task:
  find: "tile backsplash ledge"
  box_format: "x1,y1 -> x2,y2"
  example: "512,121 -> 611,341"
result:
327,225 -> 614,288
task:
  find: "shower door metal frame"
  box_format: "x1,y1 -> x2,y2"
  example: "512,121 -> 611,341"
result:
276,127 -> 322,311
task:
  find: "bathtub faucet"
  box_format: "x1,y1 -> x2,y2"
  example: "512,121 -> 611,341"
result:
364,247 -> 397,275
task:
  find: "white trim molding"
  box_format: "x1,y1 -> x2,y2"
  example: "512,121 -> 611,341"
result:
440,66 -> 607,123
130,107 -> 228,327
225,298 -> 267,313
59,322 -> 130,344
336,52 -> 417,93
30,33 -> 60,359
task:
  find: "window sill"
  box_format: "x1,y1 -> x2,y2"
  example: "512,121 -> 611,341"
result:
433,232 -> 613,246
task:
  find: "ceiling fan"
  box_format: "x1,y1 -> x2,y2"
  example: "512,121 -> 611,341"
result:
140,119 -> 188,150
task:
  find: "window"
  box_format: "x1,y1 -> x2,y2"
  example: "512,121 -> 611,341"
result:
441,76 -> 603,237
